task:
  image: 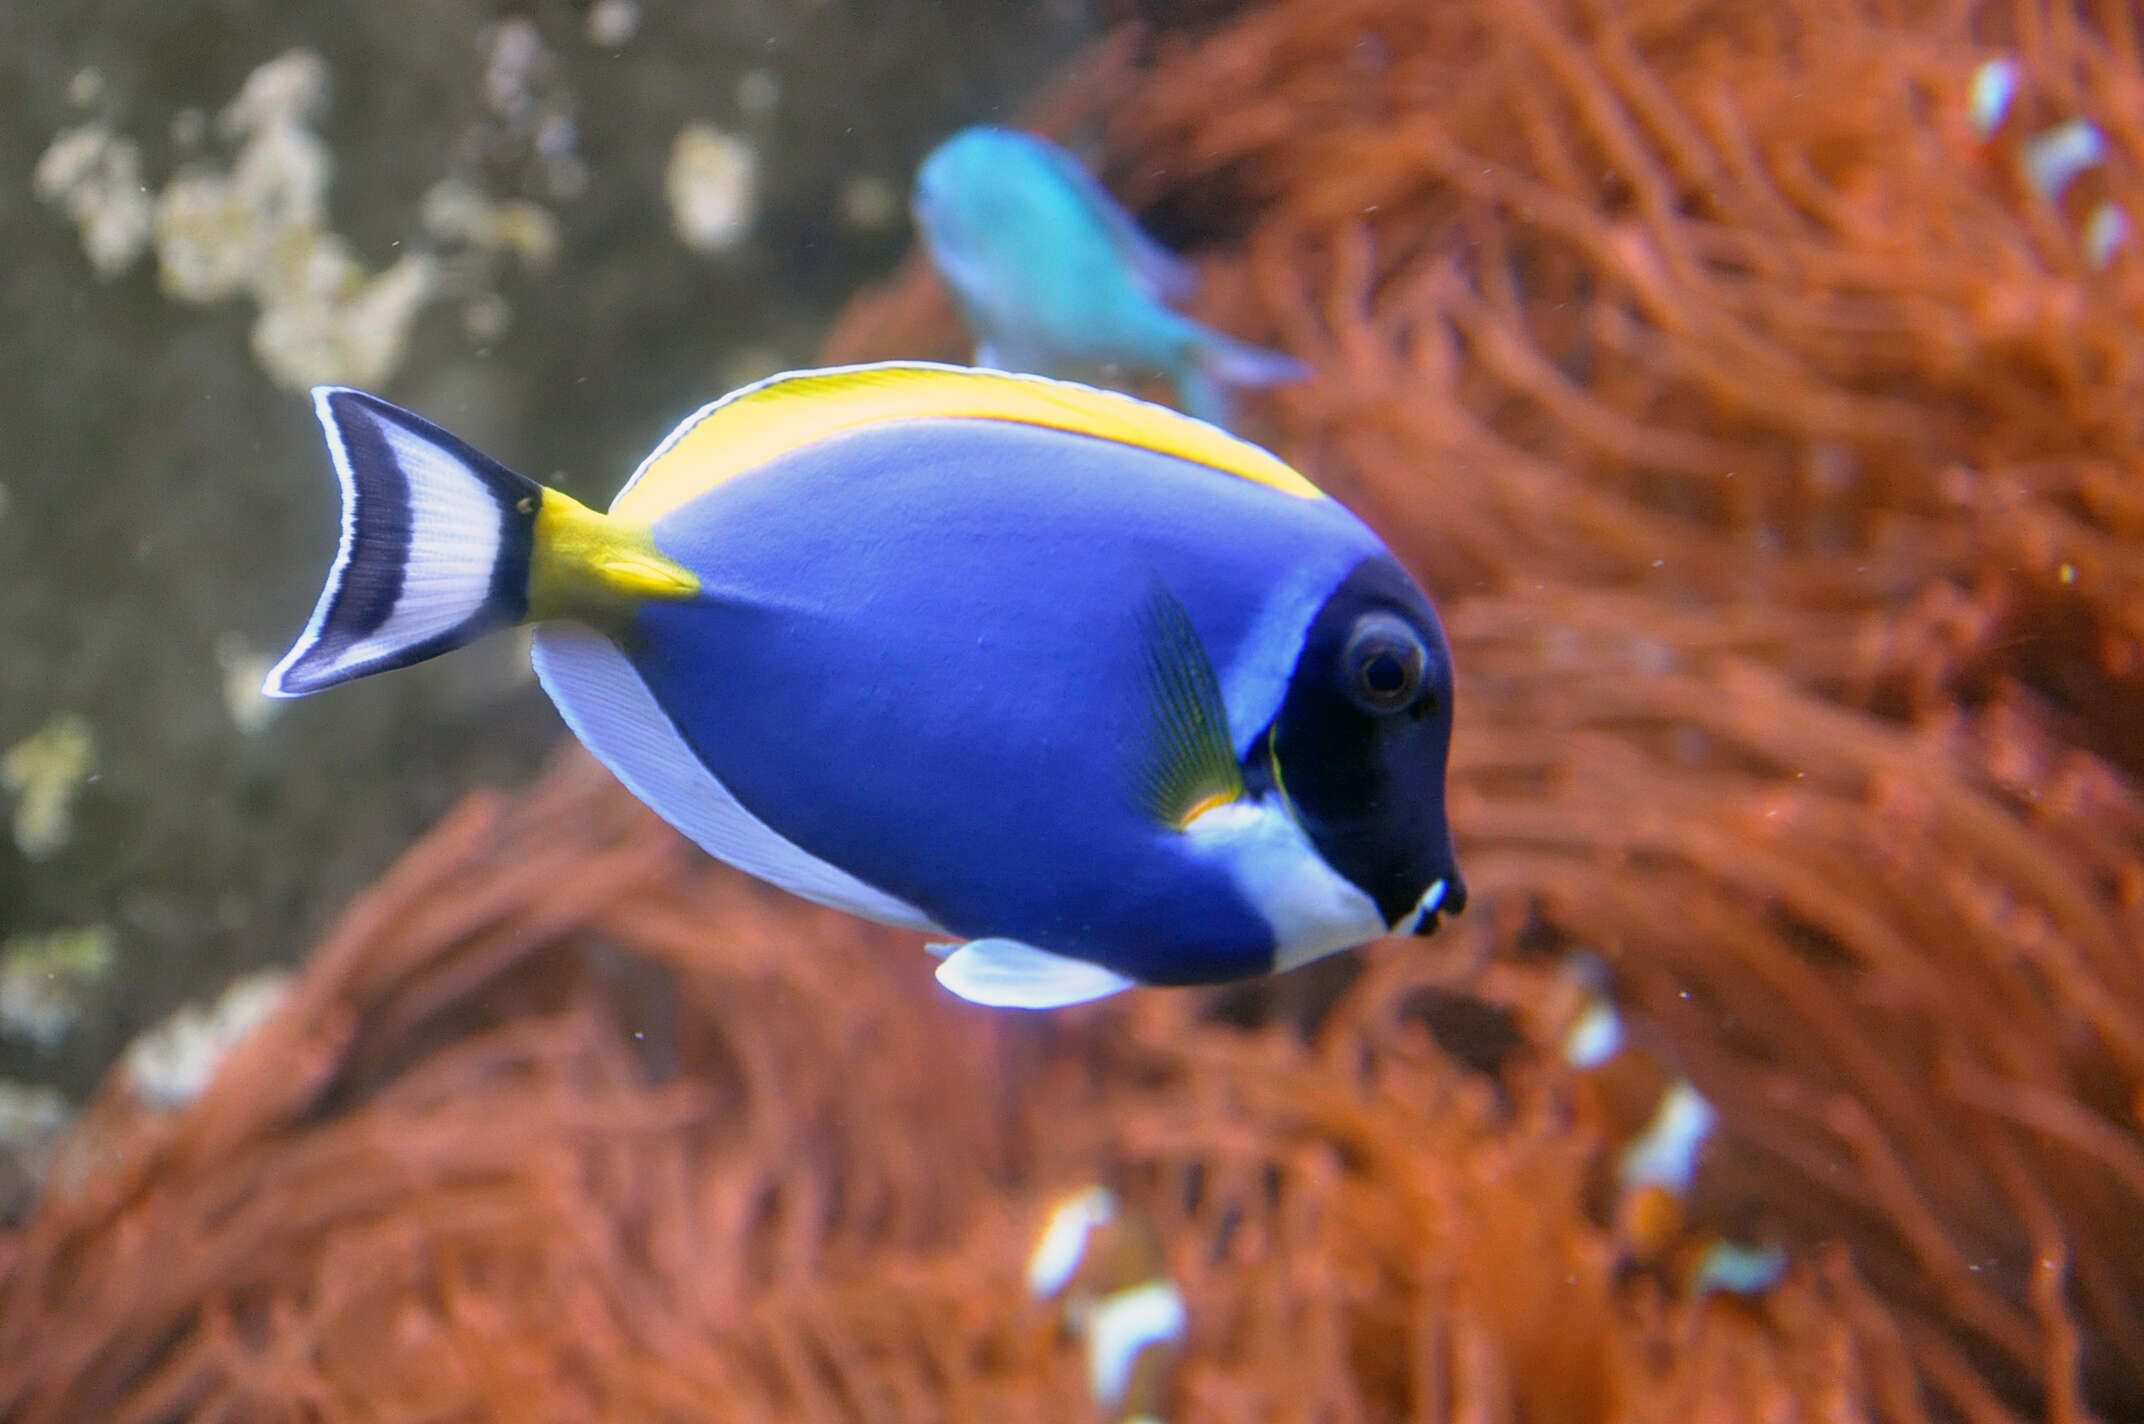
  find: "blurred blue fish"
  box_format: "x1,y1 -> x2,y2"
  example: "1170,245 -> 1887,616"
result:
912,126 -> 1309,428
264,363 -> 1464,1009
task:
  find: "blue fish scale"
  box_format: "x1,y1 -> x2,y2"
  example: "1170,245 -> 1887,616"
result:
631,417 -> 1381,984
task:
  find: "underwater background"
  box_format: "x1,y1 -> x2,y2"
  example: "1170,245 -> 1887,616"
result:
1,0 -> 1091,1099
6,1 -> 2144,1422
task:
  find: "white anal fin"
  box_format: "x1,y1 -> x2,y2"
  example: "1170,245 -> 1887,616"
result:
532,622 -> 941,932
932,938 -> 1136,1009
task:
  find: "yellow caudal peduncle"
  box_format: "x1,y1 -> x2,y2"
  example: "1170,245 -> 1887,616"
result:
526,487 -> 700,624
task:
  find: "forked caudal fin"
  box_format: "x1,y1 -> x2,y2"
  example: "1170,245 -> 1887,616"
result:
264,389 -> 544,697
265,388 -> 699,698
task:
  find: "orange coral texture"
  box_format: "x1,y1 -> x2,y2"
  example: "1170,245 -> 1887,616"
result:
8,0 -> 2144,1419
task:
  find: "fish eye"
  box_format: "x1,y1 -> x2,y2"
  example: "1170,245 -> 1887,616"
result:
1342,613 -> 1429,716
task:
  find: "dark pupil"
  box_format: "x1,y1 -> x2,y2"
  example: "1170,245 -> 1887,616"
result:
1364,651 -> 1407,694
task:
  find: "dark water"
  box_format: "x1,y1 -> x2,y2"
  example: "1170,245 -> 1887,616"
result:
0,0 -> 1093,1107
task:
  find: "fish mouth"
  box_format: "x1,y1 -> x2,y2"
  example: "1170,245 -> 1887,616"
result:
1396,872 -> 1468,937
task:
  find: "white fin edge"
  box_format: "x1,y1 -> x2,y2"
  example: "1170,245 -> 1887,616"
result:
1617,1080 -> 1718,1196
1691,1239 -> 1788,1296
1564,1000 -> 1624,1070
933,938 -> 1136,1009
531,621 -> 941,932
265,388 -> 528,697
1086,1280 -> 1187,1411
1027,1186 -> 1120,1299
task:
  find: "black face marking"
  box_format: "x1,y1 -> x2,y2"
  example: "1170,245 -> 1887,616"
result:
1253,557 -> 1466,932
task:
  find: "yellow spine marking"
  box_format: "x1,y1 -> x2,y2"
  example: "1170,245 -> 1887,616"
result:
527,488 -> 700,624
1265,727 -> 1296,819
613,363 -> 1324,523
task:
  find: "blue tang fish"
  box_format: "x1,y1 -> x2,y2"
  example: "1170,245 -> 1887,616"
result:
265,364 -> 1464,1008
912,126 -> 1308,428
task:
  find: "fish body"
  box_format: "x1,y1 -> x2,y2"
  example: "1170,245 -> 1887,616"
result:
267,364 -> 1462,1007
912,126 -> 1306,426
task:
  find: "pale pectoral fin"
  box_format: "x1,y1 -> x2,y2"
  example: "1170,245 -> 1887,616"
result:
933,939 -> 1137,1009
1130,579 -> 1244,828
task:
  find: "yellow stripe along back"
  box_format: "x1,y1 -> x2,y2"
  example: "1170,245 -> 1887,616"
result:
608,362 -> 1325,523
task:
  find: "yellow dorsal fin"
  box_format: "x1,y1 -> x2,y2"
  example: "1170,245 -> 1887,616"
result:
609,362 -> 1323,523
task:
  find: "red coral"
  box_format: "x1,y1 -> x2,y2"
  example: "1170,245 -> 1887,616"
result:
847,0 -> 2144,1414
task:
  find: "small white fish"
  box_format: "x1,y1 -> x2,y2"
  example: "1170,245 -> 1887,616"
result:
1028,1187 -> 1186,1424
